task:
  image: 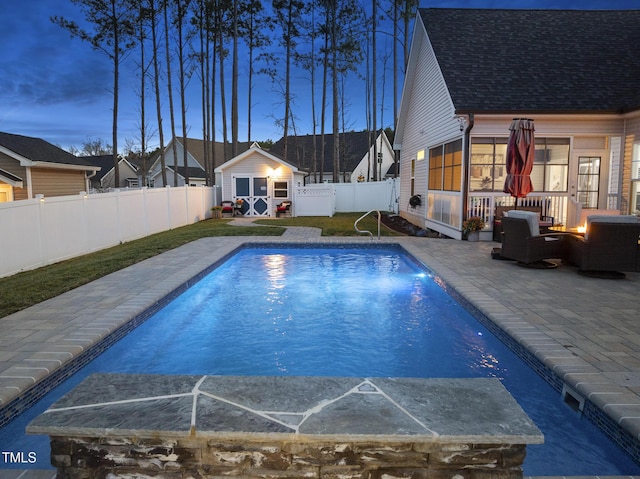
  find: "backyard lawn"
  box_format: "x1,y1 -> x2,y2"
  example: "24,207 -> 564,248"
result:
0,213 -> 398,318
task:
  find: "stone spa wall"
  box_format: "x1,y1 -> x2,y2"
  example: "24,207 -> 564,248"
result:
28,374 -> 543,479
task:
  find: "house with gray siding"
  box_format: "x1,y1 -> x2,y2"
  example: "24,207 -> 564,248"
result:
394,8 -> 640,240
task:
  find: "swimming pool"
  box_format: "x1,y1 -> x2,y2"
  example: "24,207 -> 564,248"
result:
1,244 -> 639,475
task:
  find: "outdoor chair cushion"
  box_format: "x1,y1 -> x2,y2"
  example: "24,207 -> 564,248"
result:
567,219 -> 640,274
506,210 -> 540,237
585,214 -> 638,239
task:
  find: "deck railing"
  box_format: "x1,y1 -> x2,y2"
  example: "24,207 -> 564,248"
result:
467,193 -> 569,231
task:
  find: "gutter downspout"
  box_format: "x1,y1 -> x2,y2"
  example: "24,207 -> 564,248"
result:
461,113 -> 475,225
86,169 -> 98,193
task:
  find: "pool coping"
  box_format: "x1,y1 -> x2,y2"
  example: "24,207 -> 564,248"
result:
1,235 -> 640,474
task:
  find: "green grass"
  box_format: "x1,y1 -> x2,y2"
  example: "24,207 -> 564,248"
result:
257,212 -> 401,237
0,213 -> 398,319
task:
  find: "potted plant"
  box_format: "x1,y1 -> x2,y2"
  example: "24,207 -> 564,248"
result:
211,205 -> 223,219
462,216 -> 485,242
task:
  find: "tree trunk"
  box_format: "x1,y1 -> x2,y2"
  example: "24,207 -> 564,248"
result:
331,5 -> 339,184
164,0 -> 178,186
150,0 -> 167,186
111,0 -> 120,187
177,0 -> 189,185
372,0 -> 377,181
231,0 -> 239,157
198,0 -> 211,185
138,4 -> 147,187
282,0 -> 294,164
219,25 -> 228,163
319,20 -> 329,184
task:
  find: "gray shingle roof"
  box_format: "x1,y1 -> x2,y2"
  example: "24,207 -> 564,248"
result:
270,131 -> 377,173
0,131 -> 94,167
420,8 -> 640,114
169,165 -> 207,180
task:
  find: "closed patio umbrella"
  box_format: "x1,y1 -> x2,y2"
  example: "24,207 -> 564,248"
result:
503,118 -> 535,208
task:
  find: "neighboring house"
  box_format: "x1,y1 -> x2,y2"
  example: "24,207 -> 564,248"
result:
83,154 -> 139,191
147,137 -> 251,187
394,8 -> 640,240
0,131 -> 100,202
214,143 -> 307,216
269,130 -> 396,183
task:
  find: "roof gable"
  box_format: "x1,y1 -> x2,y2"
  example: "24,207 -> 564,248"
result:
215,144 -> 301,172
0,167 -> 23,187
81,155 -> 138,180
420,8 -> 640,114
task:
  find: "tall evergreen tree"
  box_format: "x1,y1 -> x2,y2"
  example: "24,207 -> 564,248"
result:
52,0 -> 137,186
271,0 -> 305,163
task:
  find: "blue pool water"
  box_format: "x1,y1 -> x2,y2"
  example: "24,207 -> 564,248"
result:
1,245 -> 639,475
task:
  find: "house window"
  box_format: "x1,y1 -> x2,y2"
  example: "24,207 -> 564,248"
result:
576,156 -> 600,208
274,181 -> 289,198
532,138 -> 569,192
470,138 -> 507,191
470,137 -> 569,192
429,139 -> 462,192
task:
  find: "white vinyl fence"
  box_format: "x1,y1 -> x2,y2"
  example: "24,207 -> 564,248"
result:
0,186 -> 216,278
1,180 -> 398,278
294,178 -> 399,217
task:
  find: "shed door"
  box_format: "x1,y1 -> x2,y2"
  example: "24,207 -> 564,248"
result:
234,176 -> 269,216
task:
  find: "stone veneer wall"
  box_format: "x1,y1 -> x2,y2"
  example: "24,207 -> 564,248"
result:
30,375 -> 541,479
50,436 -> 527,479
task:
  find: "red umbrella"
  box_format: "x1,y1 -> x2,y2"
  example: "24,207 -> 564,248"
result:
503,118 -> 535,208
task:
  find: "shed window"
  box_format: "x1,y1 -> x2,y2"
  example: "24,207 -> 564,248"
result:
274,181 -> 289,198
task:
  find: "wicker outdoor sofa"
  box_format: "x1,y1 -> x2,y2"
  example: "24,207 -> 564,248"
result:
499,212 -> 640,277
566,218 -> 640,277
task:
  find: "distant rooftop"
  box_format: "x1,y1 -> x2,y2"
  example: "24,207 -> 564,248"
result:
0,131 -> 94,167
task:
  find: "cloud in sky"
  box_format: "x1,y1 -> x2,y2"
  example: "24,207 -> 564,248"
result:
1,0 -> 638,152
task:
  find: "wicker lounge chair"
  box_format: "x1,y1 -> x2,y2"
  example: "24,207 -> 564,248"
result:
221,201 -> 235,217
566,215 -> 640,278
276,201 -> 291,217
500,212 -> 567,268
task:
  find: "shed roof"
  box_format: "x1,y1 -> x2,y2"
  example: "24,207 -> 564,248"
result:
215,144 -> 303,173
420,8 -> 640,114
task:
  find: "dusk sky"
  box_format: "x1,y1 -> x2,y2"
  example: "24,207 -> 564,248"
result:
1,0 -> 638,153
